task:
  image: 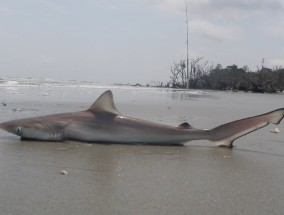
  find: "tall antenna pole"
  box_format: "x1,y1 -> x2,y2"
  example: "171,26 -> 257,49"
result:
261,58 -> 265,70
185,0 -> 189,90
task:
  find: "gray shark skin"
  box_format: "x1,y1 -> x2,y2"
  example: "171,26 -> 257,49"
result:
0,90 -> 283,148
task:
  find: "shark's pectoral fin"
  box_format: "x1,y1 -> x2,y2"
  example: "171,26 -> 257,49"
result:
88,90 -> 120,115
209,108 -> 284,147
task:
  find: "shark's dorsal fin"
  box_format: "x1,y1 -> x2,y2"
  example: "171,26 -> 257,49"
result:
88,90 -> 120,115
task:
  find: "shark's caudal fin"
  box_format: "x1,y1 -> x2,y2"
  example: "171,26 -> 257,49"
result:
209,108 -> 284,148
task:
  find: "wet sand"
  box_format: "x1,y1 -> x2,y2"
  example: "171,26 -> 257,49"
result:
0,85 -> 284,215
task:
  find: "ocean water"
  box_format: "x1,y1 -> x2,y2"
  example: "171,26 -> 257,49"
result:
0,77 -> 209,101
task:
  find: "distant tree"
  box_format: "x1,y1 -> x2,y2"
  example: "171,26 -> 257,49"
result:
170,57 -> 208,89
170,60 -> 187,88
273,67 -> 284,91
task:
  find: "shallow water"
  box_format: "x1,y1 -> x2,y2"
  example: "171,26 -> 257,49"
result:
0,80 -> 284,215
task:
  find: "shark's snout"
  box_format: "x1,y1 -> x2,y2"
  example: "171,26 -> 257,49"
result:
0,122 -> 17,134
0,122 -> 9,132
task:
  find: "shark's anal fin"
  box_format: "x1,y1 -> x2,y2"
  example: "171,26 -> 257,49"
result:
88,90 -> 120,115
209,108 -> 284,147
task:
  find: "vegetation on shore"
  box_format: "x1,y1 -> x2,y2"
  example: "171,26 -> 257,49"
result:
154,58 -> 284,93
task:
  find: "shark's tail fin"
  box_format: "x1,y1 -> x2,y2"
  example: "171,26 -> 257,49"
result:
208,108 -> 284,148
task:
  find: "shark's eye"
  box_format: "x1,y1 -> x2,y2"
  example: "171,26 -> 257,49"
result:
15,127 -> 22,134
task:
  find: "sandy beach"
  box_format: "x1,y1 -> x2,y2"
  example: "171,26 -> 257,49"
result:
0,80 -> 284,215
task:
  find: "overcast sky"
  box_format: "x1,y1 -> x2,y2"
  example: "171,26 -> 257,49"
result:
0,0 -> 284,84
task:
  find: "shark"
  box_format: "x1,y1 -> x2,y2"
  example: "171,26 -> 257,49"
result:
0,90 -> 283,148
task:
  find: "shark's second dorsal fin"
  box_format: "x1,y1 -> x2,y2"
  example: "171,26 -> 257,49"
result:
178,122 -> 193,129
88,90 -> 120,115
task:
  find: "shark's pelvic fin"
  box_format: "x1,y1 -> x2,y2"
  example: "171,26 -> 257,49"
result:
209,108 -> 284,148
88,90 -> 120,115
